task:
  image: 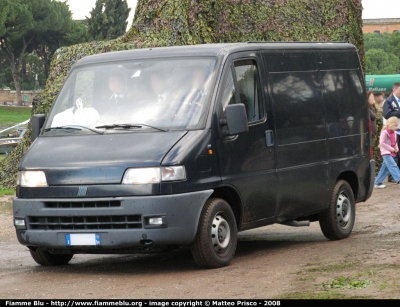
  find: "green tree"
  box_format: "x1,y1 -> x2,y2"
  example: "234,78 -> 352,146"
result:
86,0 -> 131,41
0,50 -> 45,90
0,0 -> 86,105
0,0 -> 34,105
365,48 -> 400,74
21,53 -> 46,91
363,32 -> 392,53
389,32 -> 400,59
364,32 -> 400,73
31,1 -> 89,78
0,50 -> 9,88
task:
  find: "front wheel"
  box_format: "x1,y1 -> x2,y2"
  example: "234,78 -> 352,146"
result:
319,180 -> 355,240
29,247 -> 74,266
191,198 -> 237,268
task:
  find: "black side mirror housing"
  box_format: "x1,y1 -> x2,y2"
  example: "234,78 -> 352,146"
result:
31,114 -> 46,142
223,103 -> 249,136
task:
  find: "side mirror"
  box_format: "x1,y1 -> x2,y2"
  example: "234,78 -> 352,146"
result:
221,103 -> 249,136
31,114 -> 46,142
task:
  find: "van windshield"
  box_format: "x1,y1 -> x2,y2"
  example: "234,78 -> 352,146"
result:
45,57 -> 217,133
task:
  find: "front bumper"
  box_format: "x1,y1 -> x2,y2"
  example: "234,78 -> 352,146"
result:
13,190 -> 213,252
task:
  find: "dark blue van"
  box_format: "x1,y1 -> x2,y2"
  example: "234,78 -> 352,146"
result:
13,42 -> 374,268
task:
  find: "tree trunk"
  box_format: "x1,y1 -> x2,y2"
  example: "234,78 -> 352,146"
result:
3,46 -> 21,106
3,36 -> 34,106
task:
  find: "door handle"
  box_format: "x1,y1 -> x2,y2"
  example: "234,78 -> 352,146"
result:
265,130 -> 274,147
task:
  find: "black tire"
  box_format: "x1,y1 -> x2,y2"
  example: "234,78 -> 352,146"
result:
319,180 -> 355,240
191,198 -> 237,269
29,248 -> 73,266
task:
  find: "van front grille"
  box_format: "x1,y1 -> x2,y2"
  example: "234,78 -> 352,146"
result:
44,201 -> 121,208
28,215 -> 142,230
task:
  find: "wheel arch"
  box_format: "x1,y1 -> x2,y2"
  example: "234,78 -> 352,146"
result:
336,170 -> 358,200
210,186 -> 243,230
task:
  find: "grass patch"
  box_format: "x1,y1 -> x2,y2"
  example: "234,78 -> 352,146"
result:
298,275 -> 315,281
294,263 -> 400,298
369,263 -> 400,270
0,186 -> 15,197
321,276 -> 371,290
0,154 -> 6,162
0,106 -> 32,129
303,262 -> 358,273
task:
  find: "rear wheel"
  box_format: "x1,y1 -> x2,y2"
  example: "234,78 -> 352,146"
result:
319,180 -> 355,240
191,198 -> 237,268
29,247 -> 73,266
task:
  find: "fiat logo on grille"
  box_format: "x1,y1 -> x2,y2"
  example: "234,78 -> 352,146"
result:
77,186 -> 88,197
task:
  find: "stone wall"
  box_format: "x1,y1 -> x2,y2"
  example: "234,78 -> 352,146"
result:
0,90 -> 39,105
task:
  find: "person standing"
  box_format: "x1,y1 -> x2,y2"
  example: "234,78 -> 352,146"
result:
383,83 -> 400,120
374,116 -> 400,188
382,83 -> 400,183
367,91 -> 377,139
374,92 -> 385,111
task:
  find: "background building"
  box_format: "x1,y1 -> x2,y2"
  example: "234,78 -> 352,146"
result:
363,18 -> 400,34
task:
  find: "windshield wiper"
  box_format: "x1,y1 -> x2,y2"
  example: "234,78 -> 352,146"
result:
95,124 -> 168,132
44,125 -> 104,135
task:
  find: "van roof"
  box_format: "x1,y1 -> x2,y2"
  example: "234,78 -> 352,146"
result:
75,42 -> 357,66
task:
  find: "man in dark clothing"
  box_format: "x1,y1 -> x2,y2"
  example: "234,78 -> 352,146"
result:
98,72 -> 131,118
108,72 -> 130,103
382,82 -> 400,182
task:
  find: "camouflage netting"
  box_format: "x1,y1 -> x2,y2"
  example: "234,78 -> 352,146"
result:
0,0 -> 364,188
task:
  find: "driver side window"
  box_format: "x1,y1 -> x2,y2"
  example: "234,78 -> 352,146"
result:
221,59 -> 263,123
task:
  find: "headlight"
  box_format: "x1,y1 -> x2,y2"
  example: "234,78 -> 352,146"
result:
122,166 -> 186,184
161,166 -> 186,181
17,171 -> 48,187
122,167 -> 160,184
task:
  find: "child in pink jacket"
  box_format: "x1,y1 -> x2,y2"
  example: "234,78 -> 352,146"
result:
375,116 -> 400,188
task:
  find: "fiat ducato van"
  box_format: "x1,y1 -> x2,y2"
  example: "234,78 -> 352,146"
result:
13,42 -> 374,268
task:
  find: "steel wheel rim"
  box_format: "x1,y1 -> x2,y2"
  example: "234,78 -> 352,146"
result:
336,191 -> 352,228
211,213 -> 231,253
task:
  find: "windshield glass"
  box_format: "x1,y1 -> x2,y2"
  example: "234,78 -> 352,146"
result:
45,57 -> 217,133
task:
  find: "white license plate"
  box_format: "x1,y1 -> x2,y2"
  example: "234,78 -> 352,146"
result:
66,233 -> 100,246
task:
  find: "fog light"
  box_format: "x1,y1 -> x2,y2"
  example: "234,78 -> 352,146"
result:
149,217 -> 164,225
145,216 -> 167,228
14,218 -> 26,229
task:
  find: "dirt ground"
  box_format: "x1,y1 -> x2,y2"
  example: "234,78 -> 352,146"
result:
0,183 -> 399,300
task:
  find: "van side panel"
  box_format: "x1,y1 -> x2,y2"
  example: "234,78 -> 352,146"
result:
323,69 -> 368,157
263,51 -> 328,221
319,50 -> 371,201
